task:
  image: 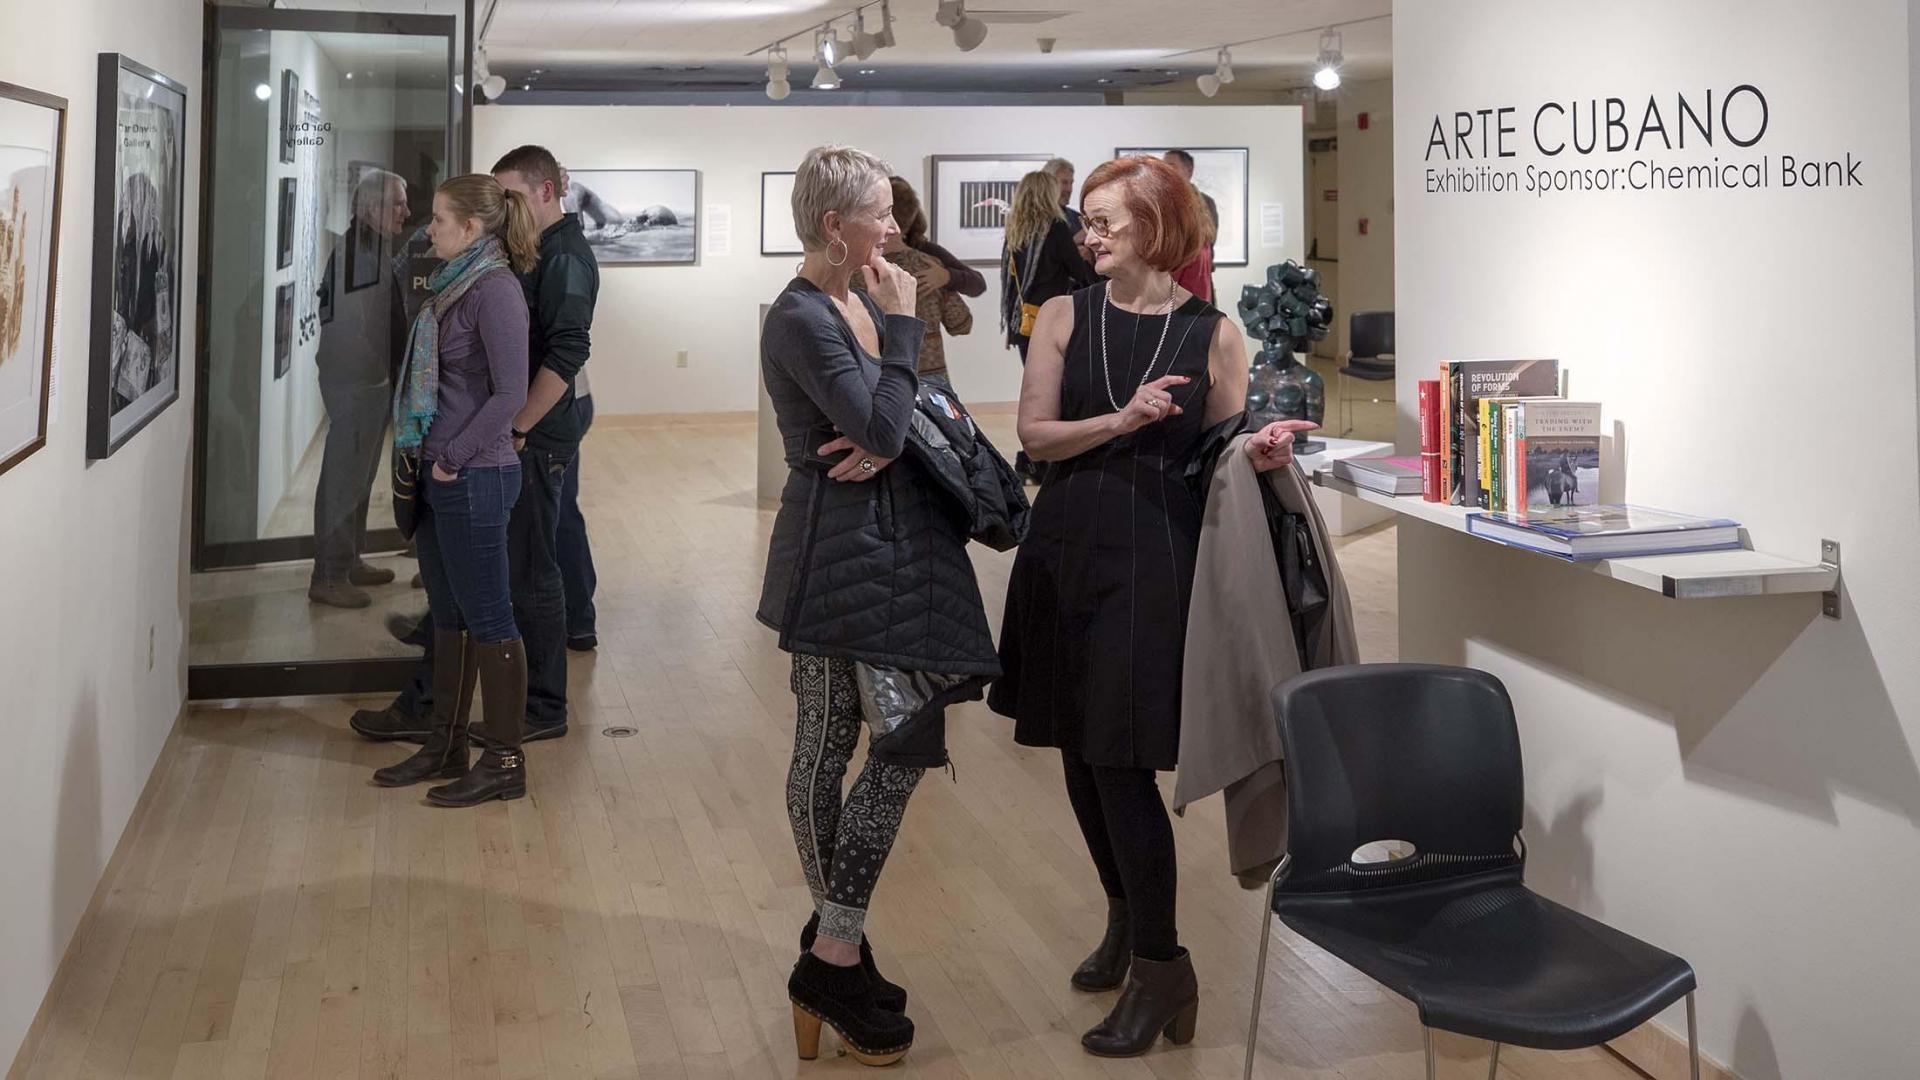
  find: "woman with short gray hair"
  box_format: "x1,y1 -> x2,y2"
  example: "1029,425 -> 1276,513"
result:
757,145 -> 1000,1067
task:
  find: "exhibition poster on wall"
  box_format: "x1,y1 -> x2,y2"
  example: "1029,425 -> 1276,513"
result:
761,171 -> 801,257
562,169 -> 698,266
1114,146 -> 1250,266
0,82 -> 64,478
928,154 -> 1051,264
88,54 -> 186,460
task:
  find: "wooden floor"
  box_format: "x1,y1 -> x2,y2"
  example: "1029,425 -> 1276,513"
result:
13,419 -> 1645,1080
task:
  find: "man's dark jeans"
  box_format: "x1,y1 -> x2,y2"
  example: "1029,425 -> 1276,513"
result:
558,395 -> 597,640
394,444 -> 575,728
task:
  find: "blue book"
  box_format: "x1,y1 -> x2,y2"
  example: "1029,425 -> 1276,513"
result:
1466,504 -> 1743,561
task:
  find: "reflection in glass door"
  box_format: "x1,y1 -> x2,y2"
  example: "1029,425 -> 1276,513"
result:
190,7 -> 460,697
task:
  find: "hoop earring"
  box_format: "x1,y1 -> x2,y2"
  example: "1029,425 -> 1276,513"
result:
826,238 -> 849,267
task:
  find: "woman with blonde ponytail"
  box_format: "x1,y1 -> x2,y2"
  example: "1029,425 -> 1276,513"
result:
373,173 -> 535,807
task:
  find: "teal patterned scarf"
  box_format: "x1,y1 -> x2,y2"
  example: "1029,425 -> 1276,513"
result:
392,235 -> 512,450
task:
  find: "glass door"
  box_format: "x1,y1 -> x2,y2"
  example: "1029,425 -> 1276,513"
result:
190,6 -> 460,698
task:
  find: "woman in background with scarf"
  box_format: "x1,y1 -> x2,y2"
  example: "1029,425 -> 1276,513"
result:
373,174 -> 539,807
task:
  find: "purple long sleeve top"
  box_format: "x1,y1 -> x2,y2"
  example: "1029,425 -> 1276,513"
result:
423,269 -> 530,471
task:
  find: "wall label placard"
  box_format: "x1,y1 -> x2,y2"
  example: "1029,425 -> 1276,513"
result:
1420,85 -> 1866,198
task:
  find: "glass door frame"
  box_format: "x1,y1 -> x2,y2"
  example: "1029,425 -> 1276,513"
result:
189,4 -> 466,699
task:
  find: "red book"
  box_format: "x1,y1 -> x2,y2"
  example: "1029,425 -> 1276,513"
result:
1418,379 -> 1442,501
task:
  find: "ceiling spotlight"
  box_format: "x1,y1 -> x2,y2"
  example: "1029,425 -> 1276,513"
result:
852,8 -> 879,60
936,1 -> 988,51
1196,73 -> 1220,98
766,45 -> 791,100
811,29 -> 841,90
1313,28 -> 1342,91
482,74 -> 507,99
254,82 -> 272,101
1216,47 -> 1234,84
345,72 -> 355,81
875,0 -> 896,48
821,22 -> 841,67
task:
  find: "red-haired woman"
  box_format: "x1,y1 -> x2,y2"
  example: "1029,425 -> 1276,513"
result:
989,156 -> 1309,1058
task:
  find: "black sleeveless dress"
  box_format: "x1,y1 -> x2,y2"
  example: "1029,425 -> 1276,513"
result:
989,285 -> 1223,771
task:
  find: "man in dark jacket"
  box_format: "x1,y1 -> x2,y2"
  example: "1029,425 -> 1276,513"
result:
351,146 -> 599,745
494,143 -> 600,740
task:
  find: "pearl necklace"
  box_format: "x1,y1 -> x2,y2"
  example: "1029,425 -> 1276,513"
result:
1099,278 -> 1179,413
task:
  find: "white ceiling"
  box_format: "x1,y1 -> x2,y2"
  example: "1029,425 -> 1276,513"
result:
478,0 -> 1391,95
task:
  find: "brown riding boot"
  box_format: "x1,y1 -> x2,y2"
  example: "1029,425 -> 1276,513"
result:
427,639 -> 528,806
372,629 -> 476,786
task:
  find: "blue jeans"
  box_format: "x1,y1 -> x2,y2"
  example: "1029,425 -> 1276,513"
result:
558,395 -> 598,639
416,462 -> 522,644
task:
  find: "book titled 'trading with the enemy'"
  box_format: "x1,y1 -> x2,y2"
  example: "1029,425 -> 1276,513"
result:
1512,400 -> 1602,513
1445,358 -> 1560,508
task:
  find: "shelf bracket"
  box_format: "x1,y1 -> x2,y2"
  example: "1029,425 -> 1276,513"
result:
1821,539 -> 1842,620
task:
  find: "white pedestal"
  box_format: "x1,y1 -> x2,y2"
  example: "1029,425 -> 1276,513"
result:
1293,437 -> 1396,535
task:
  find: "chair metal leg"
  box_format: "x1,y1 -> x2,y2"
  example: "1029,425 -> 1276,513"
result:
1687,992 -> 1701,1080
1487,1041 -> 1501,1079
1242,857 -> 1289,1080
1423,1027 -> 1438,1080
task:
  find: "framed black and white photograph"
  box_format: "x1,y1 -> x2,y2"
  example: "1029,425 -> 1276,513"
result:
317,245 -> 335,324
0,80 -> 66,479
273,282 -> 292,379
278,69 -> 298,165
276,176 -> 295,270
1114,146 -> 1250,266
87,54 -> 185,460
561,168 -> 698,266
344,160 -> 382,293
760,171 -> 801,257
928,154 -> 1051,264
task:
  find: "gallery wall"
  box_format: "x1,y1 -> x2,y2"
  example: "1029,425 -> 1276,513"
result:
1336,78 -> 1394,358
0,0 -> 199,1066
475,104 -> 1306,413
1395,1 -> 1920,1076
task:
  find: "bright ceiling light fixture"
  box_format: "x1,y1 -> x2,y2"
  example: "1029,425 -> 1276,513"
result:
766,44 -> 791,100
1196,73 -> 1220,98
935,0 -> 988,52
811,29 -> 841,90
1312,28 -> 1342,91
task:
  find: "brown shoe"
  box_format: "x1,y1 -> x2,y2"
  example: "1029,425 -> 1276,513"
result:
349,562 -> 396,587
308,581 -> 372,609
373,630 -> 477,787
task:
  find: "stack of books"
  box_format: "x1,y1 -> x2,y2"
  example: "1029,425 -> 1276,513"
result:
1331,455 -> 1424,496
1466,505 -> 1744,561
1419,361 -> 1602,516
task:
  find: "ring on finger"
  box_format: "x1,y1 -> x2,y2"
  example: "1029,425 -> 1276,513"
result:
858,458 -> 876,473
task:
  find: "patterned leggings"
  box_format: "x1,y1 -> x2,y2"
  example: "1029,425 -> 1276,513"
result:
787,654 -> 925,945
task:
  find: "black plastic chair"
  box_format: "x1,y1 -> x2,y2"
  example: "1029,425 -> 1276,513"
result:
1338,311 -> 1395,436
1243,664 -> 1700,1080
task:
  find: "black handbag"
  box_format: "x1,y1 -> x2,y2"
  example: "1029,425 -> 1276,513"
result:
391,448 -> 421,540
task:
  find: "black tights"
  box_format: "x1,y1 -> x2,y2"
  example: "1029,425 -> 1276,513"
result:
1061,752 -> 1180,961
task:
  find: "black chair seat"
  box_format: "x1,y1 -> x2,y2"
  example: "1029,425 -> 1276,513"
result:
1338,357 -> 1395,381
1275,866 -> 1697,1050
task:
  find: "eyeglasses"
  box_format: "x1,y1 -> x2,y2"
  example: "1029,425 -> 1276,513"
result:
1083,215 -> 1129,240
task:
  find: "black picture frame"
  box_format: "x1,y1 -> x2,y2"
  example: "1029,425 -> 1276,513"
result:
87,54 -> 187,460
318,245 -> 336,323
760,170 -> 802,257
276,176 -> 295,270
1114,145 -> 1251,266
273,282 -> 292,379
278,68 -> 298,165
0,80 -> 66,480
926,153 -> 1053,265
344,159 -> 382,292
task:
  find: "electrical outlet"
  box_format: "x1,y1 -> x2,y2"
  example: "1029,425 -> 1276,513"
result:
675,350 -> 689,369
147,626 -> 155,671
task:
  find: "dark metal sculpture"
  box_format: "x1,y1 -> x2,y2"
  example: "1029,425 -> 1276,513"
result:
1236,260 -> 1333,454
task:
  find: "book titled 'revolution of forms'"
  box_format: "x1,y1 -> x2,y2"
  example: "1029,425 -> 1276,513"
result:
1466,505 -> 1744,561
1442,358 -> 1561,508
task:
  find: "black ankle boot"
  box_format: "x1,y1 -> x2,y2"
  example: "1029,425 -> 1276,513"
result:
372,631 -> 475,786
1080,949 -> 1198,1058
1071,897 -> 1130,991
788,954 -> 914,1067
802,912 -> 907,1012
427,640 -> 528,807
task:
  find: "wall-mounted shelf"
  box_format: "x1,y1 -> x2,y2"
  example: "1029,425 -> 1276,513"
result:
1310,472 -> 1842,612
